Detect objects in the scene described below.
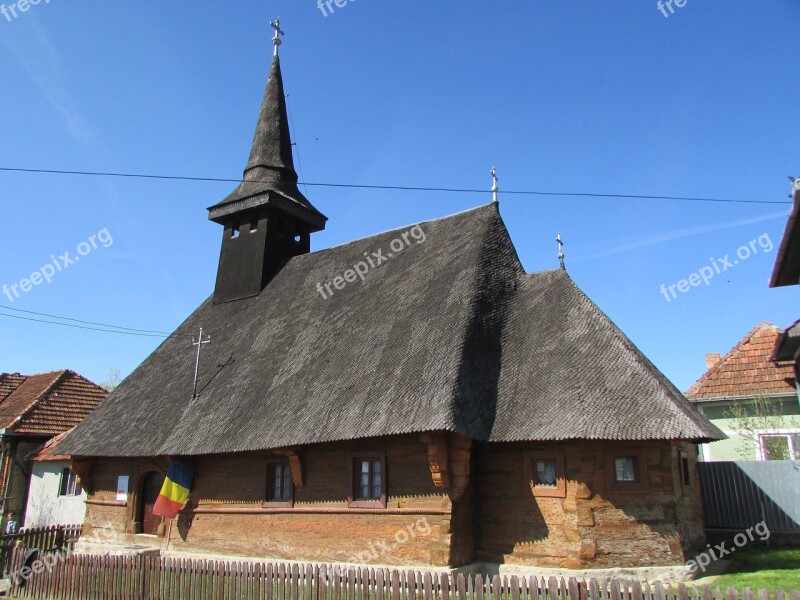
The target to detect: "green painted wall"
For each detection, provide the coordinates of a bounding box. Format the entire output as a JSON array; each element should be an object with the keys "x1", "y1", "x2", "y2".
[{"x1": 697, "y1": 397, "x2": 800, "y2": 462}]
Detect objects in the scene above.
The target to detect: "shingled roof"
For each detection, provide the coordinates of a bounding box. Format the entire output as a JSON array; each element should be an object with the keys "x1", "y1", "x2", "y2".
[
  {"x1": 0, "y1": 370, "x2": 108, "y2": 436},
  {"x1": 685, "y1": 323, "x2": 797, "y2": 401},
  {"x1": 770, "y1": 180, "x2": 800, "y2": 287},
  {"x1": 58, "y1": 204, "x2": 722, "y2": 458}
]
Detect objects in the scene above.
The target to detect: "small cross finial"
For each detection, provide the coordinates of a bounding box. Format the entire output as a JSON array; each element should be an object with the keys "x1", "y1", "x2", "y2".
[
  {"x1": 270, "y1": 18, "x2": 284, "y2": 56},
  {"x1": 490, "y1": 166, "x2": 499, "y2": 203},
  {"x1": 556, "y1": 232, "x2": 565, "y2": 270}
]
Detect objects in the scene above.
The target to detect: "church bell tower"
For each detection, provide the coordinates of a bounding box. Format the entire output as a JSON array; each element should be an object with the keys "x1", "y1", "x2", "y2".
[{"x1": 208, "y1": 19, "x2": 327, "y2": 304}]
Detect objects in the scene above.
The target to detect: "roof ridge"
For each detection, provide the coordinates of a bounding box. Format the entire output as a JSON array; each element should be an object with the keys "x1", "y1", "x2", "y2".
[
  {"x1": 685, "y1": 322, "x2": 779, "y2": 397},
  {"x1": 5, "y1": 370, "x2": 71, "y2": 428},
  {"x1": 303, "y1": 203, "x2": 496, "y2": 258},
  {"x1": 448, "y1": 204, "x2": 523, "y2": 439}
]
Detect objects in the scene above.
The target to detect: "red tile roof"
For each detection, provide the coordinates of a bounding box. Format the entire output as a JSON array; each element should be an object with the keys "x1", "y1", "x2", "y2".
[
  {"x1": 685, "y1": 323, "x2": 797, "y2": 400},
  {"x1": 28, "y1": 430, "x2": 72, "y2": 462},
  {"x1": 0, "y1": 370, "x2": 107, "y2": 436}
]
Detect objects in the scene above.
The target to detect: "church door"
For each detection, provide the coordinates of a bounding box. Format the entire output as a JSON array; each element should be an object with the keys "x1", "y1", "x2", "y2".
[{"x1": 139, "y1": 471, "x2": 164, "y2": 535}]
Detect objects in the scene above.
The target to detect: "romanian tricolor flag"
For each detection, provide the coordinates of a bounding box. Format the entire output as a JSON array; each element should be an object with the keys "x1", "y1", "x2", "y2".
[{"x1": 152, "y1": 460, "x2": 193, "y2": 519}]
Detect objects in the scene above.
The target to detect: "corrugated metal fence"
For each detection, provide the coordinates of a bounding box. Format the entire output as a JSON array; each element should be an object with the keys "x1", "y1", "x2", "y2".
[
  {"x1": 698, "y1": 461, "x2": 800, "y2": 532},
  {"x1": 5, "y1": 554, "x2": 800, "y2": 600}
]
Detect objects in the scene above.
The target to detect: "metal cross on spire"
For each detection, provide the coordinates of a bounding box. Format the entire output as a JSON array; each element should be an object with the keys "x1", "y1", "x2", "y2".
[
  {"x1": 556, "y1": 232, "x2": 565, "y2": 270},
  {"x1": 270, "y1": 18, "x2": 284, "y2": 56},
  {"x1": 191, "y1": 327, "x2": 211, "y2": 400},
  {"x1": 490, "y1": 166, "x2": 499, "y2": 203}
]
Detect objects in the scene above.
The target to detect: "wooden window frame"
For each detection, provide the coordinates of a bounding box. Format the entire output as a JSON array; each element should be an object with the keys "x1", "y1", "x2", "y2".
[
  {"x1": 605, "y1": 448, "x2": 648, "y2": 493},
  {"x1": 523, "y1": 450, "x2": 566, "y2": 498},
  {"x1": 263, "y1": 456, "x2": 294, "y2": 508},
  {"x1": 59, "y1": 468, "x2": 82, "y2": 497},
  {"x1": 679, "y1": 452, "x2": 691, "y2": 488},
  {"x1": 347, "y1": 452, "x2": 386, "y2": 509}
]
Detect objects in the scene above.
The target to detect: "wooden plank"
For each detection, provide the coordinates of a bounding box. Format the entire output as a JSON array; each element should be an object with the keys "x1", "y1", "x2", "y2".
[
  {"x1": 726, "y1": 588, "x2": 738, "y2": 600},
  {"x1": 630, "y1": 580, "x2": 643, "y2": 600},
  {"x1": 610, "y1": 579, "x2": 621, "y2": 600},
  {"x1": 568, "y1": 579, "x2": 580, "y2": 600},
  {"x1": 741, "y1": 589, "x2": 753, "y2": 600},
  {"x1": 456, "y1": 574, "x2": 467, "y2": 600},
  {"x1": 391, "y1": 570, "x2": 401, "y2": 600}
]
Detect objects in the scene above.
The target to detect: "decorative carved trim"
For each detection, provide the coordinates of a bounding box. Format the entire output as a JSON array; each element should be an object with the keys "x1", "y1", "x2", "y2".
[
  {"x1": 420, "y1": 432, "x2": 471, "y2": 500},
  {"x1": 85, "y1": 499, "x2": 126, "y2": 507},
  {"x1": 190, "y1": 505, "x2": 448, "y2": 515},
  {"x1": 70, "y1": 459, "x2": 92, "y2": 494},
  {"x1": 272, "y1": 448, "x2": 303, "y2": 487}
]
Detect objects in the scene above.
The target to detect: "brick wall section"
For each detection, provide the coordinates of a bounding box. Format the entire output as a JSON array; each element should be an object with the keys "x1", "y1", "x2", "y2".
[
  {"x1": 474, "y1": 440, "x2": 706, "y2": 568},
  {"x1": 83, "y1": 435, "x2": 455, "y2": 567},
  {"x1": 81, "y1": 436, "x2": 706, "y2": 569}
]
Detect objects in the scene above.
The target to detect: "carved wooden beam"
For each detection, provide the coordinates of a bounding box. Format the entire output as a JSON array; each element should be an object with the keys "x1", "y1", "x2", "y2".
[
  {"x1": 420, "y1": 432, "x2": 450, "y2": 488},
  {"x1": 273, "y1": 448, "x2": 303, "y2": 487},
  {"x1": 448, "y1": 434, "x2": 472, "y2": 501},
  {"x1": 71, "y1": 459, "x2": 93, "y2": 494}
]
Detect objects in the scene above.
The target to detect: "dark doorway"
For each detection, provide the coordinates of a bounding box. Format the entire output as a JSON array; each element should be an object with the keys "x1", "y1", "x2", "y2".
[{"x1": 138, "y1": 471, "x2": 164, "y2": 535}]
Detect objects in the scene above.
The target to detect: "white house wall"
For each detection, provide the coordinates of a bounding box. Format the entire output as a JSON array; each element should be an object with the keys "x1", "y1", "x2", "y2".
[{"x1": 24, "y1": 460, "x2": 86, "y2": 528}]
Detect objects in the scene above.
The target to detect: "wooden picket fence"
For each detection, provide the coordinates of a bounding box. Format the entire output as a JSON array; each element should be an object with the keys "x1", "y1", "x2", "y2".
[
  {"x1": 5, "y1": 554, "x2": 800, "y2": 600},
  {"x1": 0, "y1": 524, "x2": 82, "y2": 575}
]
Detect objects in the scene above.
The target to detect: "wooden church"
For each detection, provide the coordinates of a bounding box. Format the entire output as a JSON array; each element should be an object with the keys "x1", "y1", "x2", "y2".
[{"x1": 59, "y1": 26, "x2": 724, "y2": 575}]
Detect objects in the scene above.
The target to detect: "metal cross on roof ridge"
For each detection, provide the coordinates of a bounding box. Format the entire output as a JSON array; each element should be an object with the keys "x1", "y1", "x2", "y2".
[
  {"x1": 270, "y1": 18, "x2": 284, "y2": 56},
  {"x1": 191, "y1": 327, "x2": 211, "y2": 400}
]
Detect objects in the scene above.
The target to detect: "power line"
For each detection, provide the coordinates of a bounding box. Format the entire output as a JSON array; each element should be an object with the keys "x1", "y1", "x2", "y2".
[
  {"x1": 0, "y1": 304, "x2": 171, "y2": 335},
  {"x1": 0, "y1": 167, "x2": 791, "y2": 206},
  {"x1": 0, "y1": 311, "x2": 169, "y2": 338}
]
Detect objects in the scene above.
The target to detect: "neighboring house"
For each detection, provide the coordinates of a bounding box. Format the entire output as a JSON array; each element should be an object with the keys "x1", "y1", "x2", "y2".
[
  {"x1": 686, "y1": 323, "x2": 799, "y2": 461},
  {"x1": 58, "y1": 36, "x2": 724, "y2": 573},
  {"x1": 0, "y1": 370, "x2": 107, "y2": 531},
  {"x1": 23, "y1": 430, "x2": 87, "y2": 528}
]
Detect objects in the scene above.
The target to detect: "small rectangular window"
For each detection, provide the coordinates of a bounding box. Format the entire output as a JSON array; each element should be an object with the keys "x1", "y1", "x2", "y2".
[
  {"x1": 231, "y1": 225, "x2": 240, "y2": 239},
  {"x1": 250, "y1": 217, "x2": 259, "y2": 233},
  {"x1": 759, "y1": 435, "x2": 791, "y2": 460},
  {"x1": 614, "y1": 457, "x2": 638, "y2": 483},
  {"x1": 606, "y1": 448, "x2": 648, "y2": 493},
  {"x1": 59, "y1": 468, "x2": 82, "y2": 497},
  {"x1": 680, "y1": 456, "x2": 691, "y2": 486},
  {"x1": 264, "y1": 458, "x2": 293, "y2": 507},
  {"x1": 523, "y1": 450, "x2": 566, "y2": 498},
  {"x1": 348, "y1": 453, "x2": 386, "y2": 508}
]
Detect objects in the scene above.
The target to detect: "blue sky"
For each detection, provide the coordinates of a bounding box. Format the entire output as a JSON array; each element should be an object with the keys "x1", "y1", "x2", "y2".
[{"x1": 0, "y1": 1, "x2": 797, "y2": 392}]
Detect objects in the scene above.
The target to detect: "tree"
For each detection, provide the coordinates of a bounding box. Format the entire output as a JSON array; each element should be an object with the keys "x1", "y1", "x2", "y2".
[
  {"x1": 722, "y1": 394, "x2": 799, "y2": 460},
  {"x1": 99, "y1": 368, "x2": 122, "y2": 392}
]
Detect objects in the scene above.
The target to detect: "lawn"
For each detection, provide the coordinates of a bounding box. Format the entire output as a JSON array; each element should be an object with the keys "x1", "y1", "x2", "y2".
[{"x1": 699, "y1": 547, "x2": 800, "y2": 593}]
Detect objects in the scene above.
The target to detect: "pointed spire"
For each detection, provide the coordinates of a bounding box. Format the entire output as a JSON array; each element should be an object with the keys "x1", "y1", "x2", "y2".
[
  {"x1": 556, "y1": 232, "x2": 565, "y2": 270},
  {"x1": 244, "y1": 55, "x2": 296, "y2": 180},
  {"x1": 209, "y1": 21, "x2": 325, "y2": 231},
  {"x1": 490, "y1": 166, "x2": 499, "y2": 203}
]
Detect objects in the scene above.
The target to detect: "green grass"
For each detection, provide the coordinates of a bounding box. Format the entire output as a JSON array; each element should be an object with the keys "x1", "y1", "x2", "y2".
[{"x1": 707, "y1": 547, "x2": 800, "y2": 593}]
